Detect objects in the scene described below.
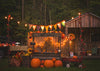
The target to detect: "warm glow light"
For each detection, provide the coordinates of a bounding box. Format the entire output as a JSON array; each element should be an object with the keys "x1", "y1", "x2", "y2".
[
  {"x1": 25, "y1": 24, "x2": 28, "y2": 27},
  {"x1": 45, "y1": 26, "x2": 48, "y2": 33},
  {"x1": 62, "y1": 20, "x2": 65, "y2": 24},
  {"x1": 10, "y1": 17, "x2": 13, "y2": 20},
  {"x1": 57, "y1": 23, "x2": 60, "y2": 26},
  {"x1": 17, "y1": 21, "x2": 20, "y2": 24},
  {"x1": 41, "y1": 26, "x2": 44, "y2": 31},
  {"x1": 49, "y1": 25, "x2": 52, "y2": 29},
  {"x1": 33, "y1": 36, "x2": 70, "y2": 50},
  {"x1": 78, "y1": 12, "x2": 81, "y2": 16},
  {"x1": 33, "y1": 25, "x2": 36, "y2": 30},
  {"x1": 66, "y1": 36, "x2": 68, "y2": 41},
  {"x1": 58, "y1": 49, "x2": 61, "y2": 52},
  {"x1": 69, "y1": 41, "x2": 72, "y2": 44},
  {"x1": 57, "y1": 23, "x2": 61, "y2": 29},
  {"x1": 5, "y1": 16, "x2": 7, "y2": 19},
  {"x1": 72, "y1": 17, "x2": 74, "y2": 19},
  {"x1": 5, "y1": 15, "x2": 13, "y2": 20}
]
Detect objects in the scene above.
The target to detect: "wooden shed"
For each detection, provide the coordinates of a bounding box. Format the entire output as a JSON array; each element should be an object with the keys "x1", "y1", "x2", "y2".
[{"x1": 65, "y1": 12, "x2": 100, "y2": 56}]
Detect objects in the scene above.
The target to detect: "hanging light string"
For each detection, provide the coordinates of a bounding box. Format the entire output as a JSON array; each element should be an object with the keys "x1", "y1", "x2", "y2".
[{"x1": 78, "y1": 13, "x2": 86, "y2": 50}]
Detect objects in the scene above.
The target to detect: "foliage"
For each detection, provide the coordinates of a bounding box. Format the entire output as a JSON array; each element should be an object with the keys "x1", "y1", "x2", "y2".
[{"x1": 0, "y1": 0, "x2": 100, "y2": 44}]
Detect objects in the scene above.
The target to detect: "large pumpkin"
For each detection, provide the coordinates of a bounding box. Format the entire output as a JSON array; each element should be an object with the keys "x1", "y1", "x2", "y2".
[
  {"x1": 44, "y1": 60, "x2": 54, "y2": 68},
  {"x1": 55, "y1": 60, "x2": 63, "y2": 67},
  {"x1": 31, "y1": 58, "x2": 40, "y2": 68}
]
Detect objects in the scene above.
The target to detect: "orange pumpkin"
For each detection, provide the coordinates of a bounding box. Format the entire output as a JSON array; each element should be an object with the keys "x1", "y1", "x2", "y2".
[
  {"x1": 31, "y1": 58, "x2": 40, "y2": 68},
  {"x1": 40, "y1": 65, "x2": 44, "y2": 68},
  {"x1": 52, "y1": 58, "x2": 56, "y2": 62},
  {"x1": 41, "y1": 60, "x2": 44, "y2": 64},
  {"x1": 55, "y1": 60, "x2": 63, "y2": 67},
  {"x1": 44, "y1": 60, "x2": 54, "y2": 68},
  {"x1": 73, "y1": 56, "x2": 77, "y2": 59}
]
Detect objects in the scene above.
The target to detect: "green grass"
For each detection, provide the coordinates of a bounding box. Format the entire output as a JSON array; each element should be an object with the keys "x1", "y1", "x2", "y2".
[
  {"x1": 0, "y1": 58, "x2": 100, "y2": 71},
  {"x1": 83, "y1": 59, "x2": 100, "y2": 71}
]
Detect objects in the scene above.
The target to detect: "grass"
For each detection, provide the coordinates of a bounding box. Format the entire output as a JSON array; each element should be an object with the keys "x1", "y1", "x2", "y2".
[
  {"x1": 83, "y1": 59, "x2": 100, "y2": 71},
  {"x1": 0, "y1": 58, "x2": 100, "y2": 71}
]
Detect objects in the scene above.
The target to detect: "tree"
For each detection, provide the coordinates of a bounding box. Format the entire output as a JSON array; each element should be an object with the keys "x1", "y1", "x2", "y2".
[{"x1": 0, "y1": 0, "x2": 100, "y2": 44}]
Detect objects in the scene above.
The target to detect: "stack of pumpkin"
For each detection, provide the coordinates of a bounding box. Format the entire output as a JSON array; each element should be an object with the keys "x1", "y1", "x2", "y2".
[{"x1": 31, "y1": 58, "x2": 63, "y2": 68}]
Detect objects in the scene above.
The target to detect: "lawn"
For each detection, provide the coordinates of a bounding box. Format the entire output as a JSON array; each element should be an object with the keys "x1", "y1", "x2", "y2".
[{"x1": 0, "y1": 58, "x2": 100, "y2": 71}]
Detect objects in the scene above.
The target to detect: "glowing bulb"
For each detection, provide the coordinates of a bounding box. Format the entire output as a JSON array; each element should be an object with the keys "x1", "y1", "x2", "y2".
[
  {"x1": 49, "y1": 25, "x2": 52, "y2": 28},
  {"x1": 72, "y1": 17, "x2": 74, "y2": 19},
  {"x1": 25, "y1": 24, "x2": 28, "y2": 27},
  {"x1": 78, "y1": 12, "x2": 81, "y2": 16},
  {"x1": 33, "y1": 25, "x2": 36, "y2": 30},
  {"x1": 69, "y1": 41, "x2": 72, "y2": 44},
  {"x1": 10, "y1": 17, "x2": 13, "y2": 20},
  {"x1": 17, "y1": 21, "x2": 20, "y2": 24},
  {"x1": 41, "y1": 26, "x2": 44, "y2": 31},
  {"x1": 5, "y1": 16, "x2": 7, "y2": 19}
]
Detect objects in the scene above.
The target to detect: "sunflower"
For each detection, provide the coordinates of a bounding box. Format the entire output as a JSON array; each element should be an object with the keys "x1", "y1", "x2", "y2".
[{"x1": 27, "y1": 48, "x2": 33, "y2": 54}]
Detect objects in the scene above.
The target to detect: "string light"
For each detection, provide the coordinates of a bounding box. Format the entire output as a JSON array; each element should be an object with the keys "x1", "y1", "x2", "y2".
[
  {"x1": 72, "y1": 17, "x2": 74, "y2": 19},
  {"x1": 25, "y1": 24, "x2": 28, "y2": 27},
  {"x1": 33, "y1": 25, "x2": 36, "y2": 31},
  {"x1": 41, "y1": 26, "x2": 44, "y2": 31},
  {"x1": 78, "y1": 12, "x2": 81, "y2": 16},
  {"x1": 17, "y1": 21, "x2": 20, "y2": 24}
]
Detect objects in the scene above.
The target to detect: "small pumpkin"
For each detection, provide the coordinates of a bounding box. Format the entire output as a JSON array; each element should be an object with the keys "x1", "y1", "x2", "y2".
[
  {"x1": 52, "y1": 58, "x2": 56, "y2": 62},
  {"x1": 40, "y1": 65, "x2": 44, "y2": 68},
  {"x1": 55, "y1": 60, "x2": 63, "y2": 67},
  {"x1": 73, "y1": 55, "x2": 77, "y2": 59},
  {"x1": 31, "y1": 58, "x2": 40, "y2": 68},
  {"x1": 44, "y1": 60, "x2": 54, "y2": 68}
]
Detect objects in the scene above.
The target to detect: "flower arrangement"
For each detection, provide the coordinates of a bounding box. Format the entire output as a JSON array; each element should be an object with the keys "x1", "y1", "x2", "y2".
[{"x1": 10, "y1": 51, "x2": 25, "y2": 67}]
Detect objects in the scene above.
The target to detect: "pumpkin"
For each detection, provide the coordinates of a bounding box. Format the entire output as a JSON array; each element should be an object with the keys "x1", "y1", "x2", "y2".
[
  {"x1": 44, "y1": 60, "x2": 54, "y2": 68},
  {"x1": 31, "y1": 58, "x2": 40, "y2": 68},
  {"x1": 55, "y1": 60, "x2": 63, "y2": 67},
  {"x1": 52, "y1": 58, "x2": 56, "y2": 62},
  {"x1": 73, "y1": 55, "x2": 77, "y2": 59},
  {"x1": 40, "y1": 65, "x2": 44, "y2": 68}
]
